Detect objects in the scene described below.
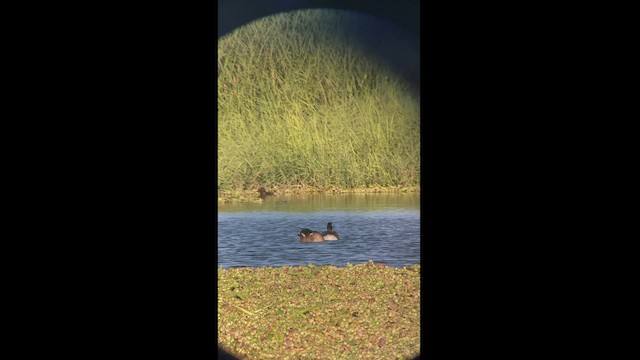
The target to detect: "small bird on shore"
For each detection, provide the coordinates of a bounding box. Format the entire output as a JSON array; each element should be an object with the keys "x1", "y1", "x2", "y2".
[
  {"x1": 298, "y1": 228, "x2": 324, "y2": 243},
  {"x1": 257, "y1": 187, "x2": 274, "y2": 199},
  {"x1": 322, "y1": 222, "x2": 340, "y2": 241}
]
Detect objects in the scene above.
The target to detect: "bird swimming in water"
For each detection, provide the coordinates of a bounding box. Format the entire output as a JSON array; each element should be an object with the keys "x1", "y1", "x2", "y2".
[
  {"x1": 298, "y1": 228, "x2": 324, "y2": 243},
  {"x1": 322, "y1": 222, "x2": 340, "y2": 241}
]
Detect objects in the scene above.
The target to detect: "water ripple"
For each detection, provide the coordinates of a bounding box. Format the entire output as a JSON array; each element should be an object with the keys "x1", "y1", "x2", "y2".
[{"x1": 218, "y1": 194, "x2": 420, "y2": 268}]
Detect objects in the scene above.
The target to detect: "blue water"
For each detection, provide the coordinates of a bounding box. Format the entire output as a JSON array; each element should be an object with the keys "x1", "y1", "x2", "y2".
[{"x1": 217, "y1": 194, "x2": 420, "y2": 268}]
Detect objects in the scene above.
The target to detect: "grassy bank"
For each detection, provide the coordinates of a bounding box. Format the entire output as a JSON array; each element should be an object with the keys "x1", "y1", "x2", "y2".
[
  {"x1": 218, "y1": 184, "x2": 420, "y2": 204},
  {"x1": 218, "y1": 9, "x2": 420, "y2": 195},
  {"x1": 218, "y1": 262, "x2": 421, "y2": 359}
]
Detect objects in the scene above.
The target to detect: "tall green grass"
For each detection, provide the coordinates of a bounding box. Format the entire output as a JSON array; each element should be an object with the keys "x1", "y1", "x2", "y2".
[{"x1": 218, "y1": 9, "x2": 420, "y2": 193}]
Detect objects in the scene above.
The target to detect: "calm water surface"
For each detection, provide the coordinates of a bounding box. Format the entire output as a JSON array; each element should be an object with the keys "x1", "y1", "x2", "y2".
[{"x1": 218, "y1": 193, "x2": 420, "y2": 268}]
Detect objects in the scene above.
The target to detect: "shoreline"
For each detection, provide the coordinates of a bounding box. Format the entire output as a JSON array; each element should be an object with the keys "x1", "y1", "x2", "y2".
[
  {"x1": 219, "y1": 261, "x2": 421, "y2": 270},
  {"x1": 218, "y1": 185, "x2": 420, "y2": 204}
]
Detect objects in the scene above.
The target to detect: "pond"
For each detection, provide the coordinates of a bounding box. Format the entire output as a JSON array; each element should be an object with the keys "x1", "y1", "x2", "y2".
[{"x1": 218, "y1": 193, "x2": 420, "y2": 268}]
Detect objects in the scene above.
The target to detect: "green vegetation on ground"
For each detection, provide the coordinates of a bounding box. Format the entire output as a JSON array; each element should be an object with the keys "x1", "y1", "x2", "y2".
[
  {"x1": 218, "y1": 9, "x2": 420, "y2": 196},
  {"x1": 217, "y1": 185, "x2": 420, "y2": 204},
  {"x1": 218, "y1": 261, "x2": 421, "y2": 359}
]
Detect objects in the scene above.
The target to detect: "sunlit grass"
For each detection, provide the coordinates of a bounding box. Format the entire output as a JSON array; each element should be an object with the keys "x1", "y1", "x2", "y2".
[
  {"x1": 218, "y1": 9, "x2": 420, "y2": 194},
  {"x1": 218, "y1": 262, "x2": 421, "y2": 359}
]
